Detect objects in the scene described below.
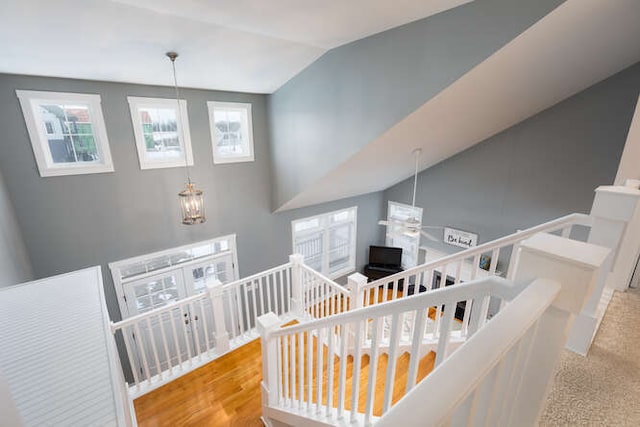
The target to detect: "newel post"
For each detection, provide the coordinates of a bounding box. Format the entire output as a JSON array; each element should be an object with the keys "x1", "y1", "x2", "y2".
[
  {"x1": 257, "y1": 312, "x2": 281, "y2": 412},
  {"x1": 207, "y1": 279, "x2": 230, "y2": 354},
  {"x1": 289, "y1": 254, "x2": 305, "y2": 318},
  {"x1": 567, "y1": 184, "x2": 640, "y2": 354},
  {"x1": 510, "y1": 233, "x2": 610, "y2": 426},
  {"x1": 347, "y1": 272, "x2": 368, "y2": 310}
]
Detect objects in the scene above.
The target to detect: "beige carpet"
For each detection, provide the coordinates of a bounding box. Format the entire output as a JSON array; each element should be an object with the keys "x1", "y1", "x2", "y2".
[{"x1": 539, "y1": 288, "x2": 640, "y2": 426}]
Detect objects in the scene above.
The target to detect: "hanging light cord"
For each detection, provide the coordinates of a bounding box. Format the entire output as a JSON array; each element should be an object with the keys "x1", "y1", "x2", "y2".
[
  {"x1": 168, "y1": 52, "x2": 192, "y2": 185},
  {"x1": 412, "y1": 148, "x2": 420, "y2": 207}
]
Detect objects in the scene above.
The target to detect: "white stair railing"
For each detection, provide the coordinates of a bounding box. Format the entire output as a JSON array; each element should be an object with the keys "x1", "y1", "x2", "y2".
[
  {"x1": 359, "y1": 213, "x2": 592, "y2": 312},
  {"x1": 258, "y1": 277, "x2": 520, "y2": 426},
  {"x1": 260, "y1": 229, "x2": 611, "y2": 427},
  {"x1": 375, "y1": 279, "x2": 559, "y2": 427},
  {"x1": 111, "y1": 261, "x2": 294, "y2": 398},
  {"x1": 300, "y1": 263, "x2": 351, "y2": 320}
]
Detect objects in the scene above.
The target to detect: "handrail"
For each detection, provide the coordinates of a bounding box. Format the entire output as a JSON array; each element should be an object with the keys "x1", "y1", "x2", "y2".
[
  {"x1": 299, "y1": 263, "x2": 349, "y2": 295},
  {"x1": 375, "y1": 279, "x2": 560, "y2": 427},
  {"x1": 111, "y1": 292, "x2": 206, "y2": 330},
  {"x1": 221, "y1": 262, "x2": 292, "y2": 290},
  {"x1": 268, "y1": 277, "x2": 516, "y2": 338},
  {"x1": 111, "y1": 261, "x2": 294, "y2": 398},
  {"x1": 367, "y1": 213, "x2": 592, "y2": 288},
  {"x1": 260, "y1": 276, "x2": 524, "y2": 425}
]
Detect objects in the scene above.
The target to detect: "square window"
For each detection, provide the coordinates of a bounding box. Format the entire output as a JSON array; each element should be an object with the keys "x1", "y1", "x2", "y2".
[
  {"x1": 127, "y1": 97, "x2": 194, "y2": 169},
  {"x1": 16, "y1": 90, "x2": 114, "y2": 177},
  {"x1": 207, "y1": 101, "x2": 254, "y2": 164}
]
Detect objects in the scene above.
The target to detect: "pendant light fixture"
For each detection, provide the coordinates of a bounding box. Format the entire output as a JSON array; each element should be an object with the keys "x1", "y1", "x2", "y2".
[{"x1": 167, "y1": 51, "x2": 206, "y2": 225}]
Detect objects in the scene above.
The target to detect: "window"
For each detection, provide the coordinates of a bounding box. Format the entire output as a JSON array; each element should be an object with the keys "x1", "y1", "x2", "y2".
[
  {"x1": 207, "y1": 101, "x2": 254, "y2": 164},
  {"x1": 385, "y1": 201, "x2": 423, "y2": 268},
  {"x1": 292, "y1": 207, "x2": 357, "y2": 279},
  {"x1": 16, "y1": 90, "x2": 114, "y2": 177},
  {"x1": 127, "y1": 97, "x2": 194, "y2": 169}
]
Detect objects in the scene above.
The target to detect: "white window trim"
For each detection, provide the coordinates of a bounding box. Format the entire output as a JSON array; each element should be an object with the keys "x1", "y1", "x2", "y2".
[
  {"x1": 109, "y1": 234, "x2": 239, "y2": 319},
  {"x1": 291, "y1": 206, "x2": 358, "y2": 279},
  {"x1": 207, "y1": 101, "x2": 255, "y2": 164},
  {"x1": 16, "y1": 90, "x2": 114, "y2": 177},
  {"x1": 127, "y1": 96, "x2": 194, "y2": 170}
]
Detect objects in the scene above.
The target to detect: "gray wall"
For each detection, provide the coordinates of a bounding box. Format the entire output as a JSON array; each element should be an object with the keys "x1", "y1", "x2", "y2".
[
  {"x1": 0, "y1": 170, "x2": 32, "y2": 287},
  {"x1": 384, "y1": 62, "x2": 640, "y2": 256},
  {"x1": 0, "y1": 73, "x2": 383, "y2": 322},
  {"x1": 268, "y1": 0, "x2": 566, "y2": 209}
]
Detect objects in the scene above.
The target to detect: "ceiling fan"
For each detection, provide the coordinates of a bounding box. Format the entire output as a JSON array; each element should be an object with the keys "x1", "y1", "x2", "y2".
[{"x1": 378, "y1": 148, "x2": 441, "y2": 242}]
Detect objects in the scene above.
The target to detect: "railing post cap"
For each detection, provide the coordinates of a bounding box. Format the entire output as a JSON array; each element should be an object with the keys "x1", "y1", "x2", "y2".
[
  {"x1": 348, "y1": 272, "x2": 368, "y2": 283},
  {"x1": 289, "y1": 253, "x2": 304, "y2": 264},
  {"x1": 206, "y1": 278, "x2": 224, "y2": 294},
  {"x1": 257, "y1": 312, "x2": 281, "y2": 335}
]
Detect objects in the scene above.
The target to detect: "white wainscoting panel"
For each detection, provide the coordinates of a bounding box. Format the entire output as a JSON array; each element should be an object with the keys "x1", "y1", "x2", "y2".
[{"x1": 0, "y1": 267, "x2": 128, "y2": 426}]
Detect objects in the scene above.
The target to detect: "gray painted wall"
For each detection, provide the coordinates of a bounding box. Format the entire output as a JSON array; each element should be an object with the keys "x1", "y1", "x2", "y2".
[
  {"x1": 383, "y1": 62, "x2": 640, "y2": 257},
  {"x1": 0, "y1": 73, "x2": 383, "y2": 322},
  {"x1": 268, "y1": 0, "x2": 566, "y2": 209},
  {"x1": 0, "y1": 170, "x2": 32, "y2": 287}
]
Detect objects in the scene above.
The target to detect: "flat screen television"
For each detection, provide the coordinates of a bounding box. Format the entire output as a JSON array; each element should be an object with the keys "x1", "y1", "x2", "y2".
[{"x1": 368, "y1": 245, "x2": 402, "y2": 267}]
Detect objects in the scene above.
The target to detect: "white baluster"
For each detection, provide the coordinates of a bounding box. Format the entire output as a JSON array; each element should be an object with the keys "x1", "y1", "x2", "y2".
[
  {"x1": 145, "y1": 316, "x2": 163, "y2": 377},
  {"x1": 435, "y1": 302, "x2": 456, "y2": 367},
  {"x1": 290, "y1": 254, "x2": 305, "y2": 317},
  {"x1": 406, "y1": 308, "x2": 428, "y2": 392},
  {"x1": 365, "y1": 317, "x2": 381, "y2": 424}
]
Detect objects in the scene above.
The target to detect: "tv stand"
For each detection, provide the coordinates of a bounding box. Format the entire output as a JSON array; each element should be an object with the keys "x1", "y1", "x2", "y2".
[{"x1": 363, "y1": 264, "x2": 403, "y2": 282}]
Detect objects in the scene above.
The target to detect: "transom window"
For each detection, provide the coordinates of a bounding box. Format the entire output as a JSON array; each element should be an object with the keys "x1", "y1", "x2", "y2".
[
  {"x1": 16, "y1": 90, "x2": 114, "y2": 177},
  {"x1": 292, "y1": 207, "x2": 357, "y2": 279},
  {"x1": 127, "y1": 97, "x2": 194, "y2": 169},
  {"x1": 207, "y1": 101, "x2": 254, "y2": 164}
]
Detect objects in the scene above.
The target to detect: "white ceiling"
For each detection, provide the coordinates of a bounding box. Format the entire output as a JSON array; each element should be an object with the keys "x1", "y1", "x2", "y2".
[
  {"x1": 279, "y1": 0, "x2": 640, "y2": 211},
  {"x1": 0, "y1": 0, "x2": 472, "y2": 94}
]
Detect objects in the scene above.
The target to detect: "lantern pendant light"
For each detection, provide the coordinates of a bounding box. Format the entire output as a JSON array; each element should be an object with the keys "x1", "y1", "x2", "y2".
[{"x1": 167, "y1": 52, "x2": 206, "y2": 225}]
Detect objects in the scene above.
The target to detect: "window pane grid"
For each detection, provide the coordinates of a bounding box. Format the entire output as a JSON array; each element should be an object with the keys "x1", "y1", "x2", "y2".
[{"x1": 292, "y1": 207, "x2": 357, "y2": 279}]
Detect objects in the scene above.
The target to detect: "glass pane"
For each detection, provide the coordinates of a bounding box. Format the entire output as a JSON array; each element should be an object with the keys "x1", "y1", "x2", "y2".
[
  {"x1": 121, "y1": 262, "x2": 147, "y2": 279},
  {"x1": 39, "y1": 103, "x2": 101, "y2": 164},
  {"x1": 72, "y1": 135, "x2": 98, "y2": 161},
  {"x1": 328, "y1": 224, "x2": 353, "y2": 274},
  {"x1": 136, "y1": 295, "x2": 152, "y2": 312},
  {"x1": 296, "y1": 234, "x2": 323, "y2": 272},
  {"x1": 294, "y1": 218, "x2": 320, "y2": 233},
  {"x1": 139, "y1": 107, "x2": 182, "y2": 161},
  {"x1": 214, "y1": 108, "x2": 247, "y2": 156}
]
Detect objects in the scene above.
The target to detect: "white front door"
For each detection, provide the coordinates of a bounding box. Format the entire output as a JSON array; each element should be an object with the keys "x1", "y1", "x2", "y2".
[{"x1": 123, "y1": 272, "x2": 193, "y2": 378}]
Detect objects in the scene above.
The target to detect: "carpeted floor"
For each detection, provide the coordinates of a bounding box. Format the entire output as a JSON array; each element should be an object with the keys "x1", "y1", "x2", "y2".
[{"x1": 539, "y1": 288, "x2": 640, "y2": 426}]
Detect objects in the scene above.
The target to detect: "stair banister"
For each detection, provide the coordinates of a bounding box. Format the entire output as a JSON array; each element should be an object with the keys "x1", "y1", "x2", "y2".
[
  {"x1": 375, "y1": 279, "x2": 559, "y2": 427},
  {"x1": 366, "y1": 213, "x2": 592, "y2": 291},
  {"x1": 290, "y1": 254, "x2": 305, "y2": 318},
  {"x1": 207, "y1": 279, "x2": 230, "y2": 353}
]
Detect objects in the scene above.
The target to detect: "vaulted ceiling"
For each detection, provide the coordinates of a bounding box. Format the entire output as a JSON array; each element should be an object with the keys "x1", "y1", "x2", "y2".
[
  {"x1": 279, "y1": 0, "x2": 640, "y2": 210},
  {"x1": 0, "y1": 0, "x2": 472, "y2": 93}
]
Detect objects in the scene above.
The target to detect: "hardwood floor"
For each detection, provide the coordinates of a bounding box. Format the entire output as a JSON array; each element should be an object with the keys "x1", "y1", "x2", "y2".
[
  {"x1": 134, "y1": 289, "x2": 440, "y2": 426},
  {"x1": 134, "y1": 339, "x2": 265, "y2": 427}
]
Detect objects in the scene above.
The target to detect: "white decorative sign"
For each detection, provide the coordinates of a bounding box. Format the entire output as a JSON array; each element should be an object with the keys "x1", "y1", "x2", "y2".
[{"x1": 444, "y1": 227, "x2": 478, "y2": 249}]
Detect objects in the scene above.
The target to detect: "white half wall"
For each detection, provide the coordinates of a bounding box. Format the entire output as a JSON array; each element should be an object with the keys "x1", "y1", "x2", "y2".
[{"x1": 0, "y1": 170, "x2": 31, "y2": 287}]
